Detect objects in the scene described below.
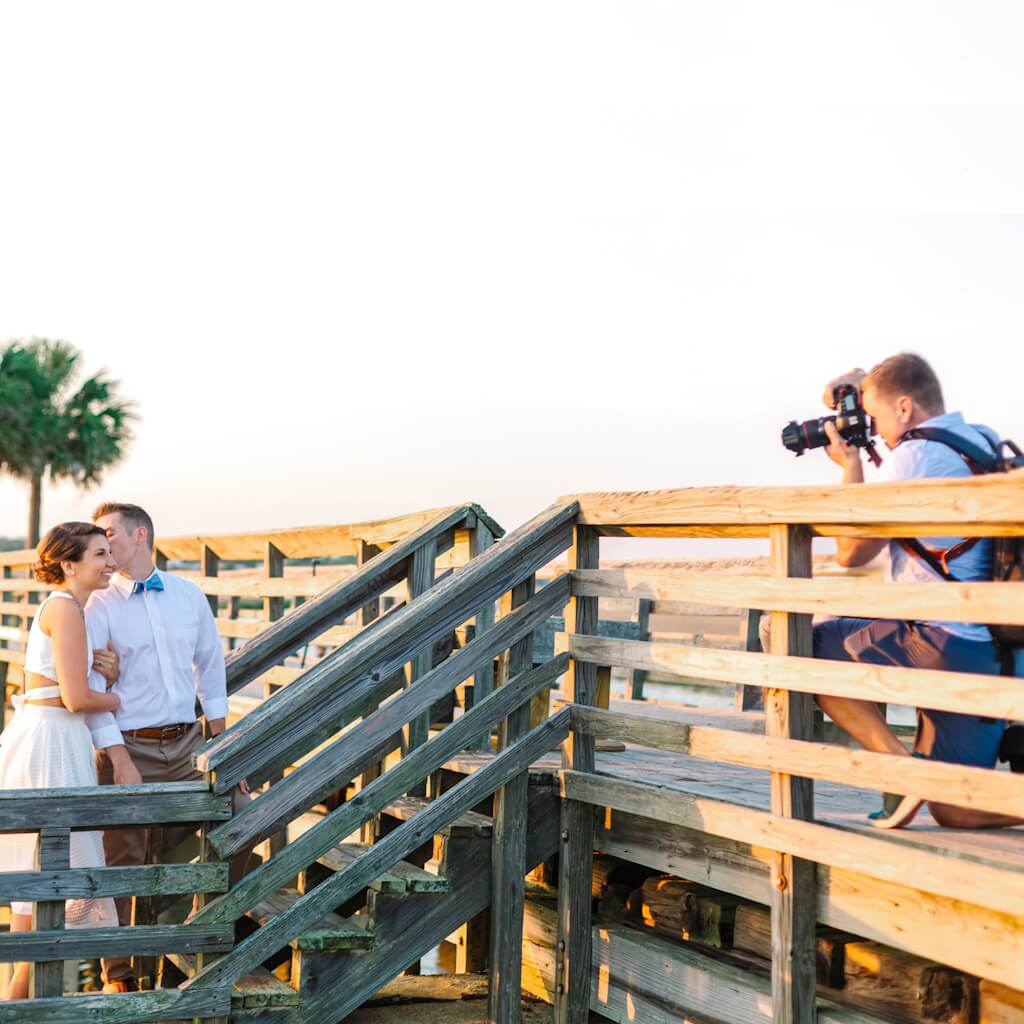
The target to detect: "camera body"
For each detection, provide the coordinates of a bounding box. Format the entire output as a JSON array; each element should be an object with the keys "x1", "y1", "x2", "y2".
[{"x1": 781, "y1": 384, "x2": 875, "y2": 458}]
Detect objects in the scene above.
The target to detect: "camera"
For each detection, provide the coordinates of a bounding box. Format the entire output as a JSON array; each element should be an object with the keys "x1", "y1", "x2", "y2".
[{"x1": 781, "y1": 384, "x2": 880, "y2": 465}]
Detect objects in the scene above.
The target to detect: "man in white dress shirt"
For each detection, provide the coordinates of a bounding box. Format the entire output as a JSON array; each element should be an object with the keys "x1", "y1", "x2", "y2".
[{"x1": 86, "y1": 501, "x2": 246, "y2": 991}]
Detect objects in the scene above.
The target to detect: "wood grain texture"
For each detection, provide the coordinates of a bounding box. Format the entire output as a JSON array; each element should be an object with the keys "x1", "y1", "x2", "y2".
[
  {"x1": 564, "y1": 771, "x2": 1024, "y2": 986},
  {"x1": 573, "y1": 568, "x2": 1024, "y2": 626},
  {"x1": 0, "y1": 922, "x2": 234, "y2": 962},
  {"x1": 191, "y1": 656, "x2": 568, "y2": 928},
  {"x1": 29, "y1": 827, "x2": 69, "y2": 998},
  {"x1": 489, "y1": 574, "x2": 536, "y2": 1023},
  {"x1": 0, "y1": 861, "x2": 228, "y2": 901},
  {"x1": 184, "y1": 710, "x2": 570, "y2": 990},
  {"x1": 571, "y1": 706, "x2": 1024, "y2": 819},
  {"x1": 566, "y1": 633, "x2": 1024, "y2": 721},
  {"x1": 562, "y1": 471, "x2": 1024, "y2": 527},
  {"x1": 204, "y1": 500, "x2": 575, "y2": 770},
  {"x1": 0, "y1": 988, "x2": 231, "y2": 1024}
]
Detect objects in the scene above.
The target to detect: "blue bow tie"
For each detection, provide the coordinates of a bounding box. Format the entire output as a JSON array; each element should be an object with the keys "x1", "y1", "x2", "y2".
[{"x1": 131, "y1": 574, "x2": 164, "y2": 595}]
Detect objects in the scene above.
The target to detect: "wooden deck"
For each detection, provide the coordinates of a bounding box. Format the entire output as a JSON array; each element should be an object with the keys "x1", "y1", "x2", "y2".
[{"x1": 444, "y1": 701, "x2": 1024, "y2": 872}]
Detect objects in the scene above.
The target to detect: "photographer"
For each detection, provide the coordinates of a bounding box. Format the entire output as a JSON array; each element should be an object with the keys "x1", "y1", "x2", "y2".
[{"x1": 812, "y1": 353, "x2": 1020, "y2": 829}]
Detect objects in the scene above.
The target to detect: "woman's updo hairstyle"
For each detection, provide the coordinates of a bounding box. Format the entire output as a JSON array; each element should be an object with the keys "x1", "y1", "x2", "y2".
[{"x1": 33, "y1": 522, "x2": 106, "y2": 585}]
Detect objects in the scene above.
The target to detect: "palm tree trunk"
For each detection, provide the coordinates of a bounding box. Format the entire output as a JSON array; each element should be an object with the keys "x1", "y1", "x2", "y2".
[{"x1": 28, "y1": 472, "x2": 42, "y2": 549}]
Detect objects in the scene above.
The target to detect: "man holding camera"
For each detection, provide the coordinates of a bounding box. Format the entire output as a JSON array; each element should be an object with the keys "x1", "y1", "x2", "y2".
[{"x1": 812, "y1": 353, "x2": 1019, "y2": 829}]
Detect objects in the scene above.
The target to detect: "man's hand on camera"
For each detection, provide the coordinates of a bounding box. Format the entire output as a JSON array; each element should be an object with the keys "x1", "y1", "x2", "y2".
[
  {"x1": 821, "y1": 368, "x2": 866, "y2": 408},
  {"x1": 824, "y1": 421, "x2": 864, "y2": 483}
]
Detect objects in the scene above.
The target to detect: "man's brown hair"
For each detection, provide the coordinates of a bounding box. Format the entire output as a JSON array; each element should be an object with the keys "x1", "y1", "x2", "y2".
[
  {"x1": 93, "y1": 502, "x2": 156, "y2": 550},
  {"x1": 863, "y1": 352, "x2": 945, "y2": 416}
]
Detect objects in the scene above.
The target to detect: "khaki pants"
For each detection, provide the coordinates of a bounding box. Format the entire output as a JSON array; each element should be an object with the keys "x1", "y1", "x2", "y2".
[{"x1": 95, "y1": 723, "x2": 243, "y2": 984}]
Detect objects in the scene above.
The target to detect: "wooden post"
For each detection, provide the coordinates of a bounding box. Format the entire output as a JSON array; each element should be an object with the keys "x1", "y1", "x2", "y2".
[
  {"x1": 403, "y1": 540, "x2": 437, "y2": 758},
  {"x1": 735, "y1": 607, "x2": 766, "y2": 711},
  {"x1": 194, "y1": 822, "x2": 228, "y2": 1024},
  {"x1": 30, "y1": 827, "x2": 70, "y2": 998},
  {"x1": 488, "y1": 574, "x2": 536, "y2": 1023},
  {"x1": 263, "y1": 542, "x2": 287, "y2": 859},
  {"x1": 263, "y1": 541, "x2": 284, "y2": 624},
  {"x1": 356, "y1": 539, "x2": 384, "y2": 845},
  {"x1": 200, "y1": 544, "x2": 219, "y2": 619},
  {"x1": 626, "y1": 598, "x2": 652, "y2": 700},
  {"x1": 555, "y1": 524, "x2": 598, "y2": 1024},
  {"x1": 470, "y1": 524, "x2": 496, "y2": 751},
  {"x1": 154, "y1": 548, "x2": 168, "y2": 571},
  {"x1": 767, "y1": 525, "x2": 816, "y2": 1024}
]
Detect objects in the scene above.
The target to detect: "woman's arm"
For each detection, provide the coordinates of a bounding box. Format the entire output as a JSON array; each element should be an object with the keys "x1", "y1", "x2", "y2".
[{"x1": 45, "y1": 599, "x2": 120, "y2": 714}]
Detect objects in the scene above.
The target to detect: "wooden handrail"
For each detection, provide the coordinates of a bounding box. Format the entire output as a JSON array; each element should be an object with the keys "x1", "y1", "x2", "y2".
[
  {"x1": 222, "y1": 504, "x2": 479, "y2": 694},
  {"x1": 0, "y1": 503, "x2": 505, "y2": 567},
  {"x1": 561, "y1": 469, "x2": 1024, "y2": 532},
  {"x1": 0, "y1": 781, "x2": 231, "y2": 832},
  {"x1": 198, "y1": 500, "x2": 577, "y2": 777},
  {"x1": 207, "y1": 576, "x2": 571, "y2": 857},
  {"x1": 184, "y1": 707, "x2": 572, "y2": 992}
]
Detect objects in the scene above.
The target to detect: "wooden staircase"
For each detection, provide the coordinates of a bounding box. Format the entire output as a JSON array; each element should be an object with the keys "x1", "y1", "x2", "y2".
[{"x1": 165, "y1": 501, "x2": 578, "y2": 1023}]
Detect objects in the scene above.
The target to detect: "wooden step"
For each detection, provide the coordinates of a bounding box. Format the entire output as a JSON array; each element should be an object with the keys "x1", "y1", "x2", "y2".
[
  {"x1": 379, "y1": 795, "x2": 493, "y2": 837},
  {"x1": 246, "y1": 889, "x2": 375, "y2": 952},
  {"x1": 288, "y1": 812, "x2": 449, "y2": 892},
  {"x1": 164, "y1": 955, "x2": 298, "y2": 1008},
  {"x1": 319, "y1": 839, "x2": 448, "y2": 893}
]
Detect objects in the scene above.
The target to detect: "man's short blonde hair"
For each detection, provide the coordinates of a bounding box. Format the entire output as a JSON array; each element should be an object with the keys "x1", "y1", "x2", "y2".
[{"x1": 863, "y1": 353, "x2": 945, "y2": 416}]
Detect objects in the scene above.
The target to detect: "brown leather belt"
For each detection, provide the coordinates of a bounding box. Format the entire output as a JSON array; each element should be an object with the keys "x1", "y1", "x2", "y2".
[{"x1": 122, "y1": 722, "x2": 194, "y2": 741}]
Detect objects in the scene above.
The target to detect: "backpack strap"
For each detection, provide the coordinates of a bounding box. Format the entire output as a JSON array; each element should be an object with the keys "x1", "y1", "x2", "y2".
[
  {"x1": 895, "y1": 426, "x2": 1001, "y2": 580},
  {"x1": 899, "y1": 426, "x2": 1002, "y2": 474}
]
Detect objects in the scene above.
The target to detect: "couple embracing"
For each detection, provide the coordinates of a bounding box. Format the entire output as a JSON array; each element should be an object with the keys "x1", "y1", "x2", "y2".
[{"x1": 0, "y1": 503, "x2": 248, "y2": 1000}]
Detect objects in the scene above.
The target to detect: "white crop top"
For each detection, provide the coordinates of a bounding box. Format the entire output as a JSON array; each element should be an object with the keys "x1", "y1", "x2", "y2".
[{"x1": 23, "y1": 592, "x2": 93, "y2": 686}]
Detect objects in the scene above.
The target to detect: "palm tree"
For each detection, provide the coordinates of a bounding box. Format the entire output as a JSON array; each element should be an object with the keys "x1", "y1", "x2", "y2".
[{"x1": 0, "y1": 339, "x2": 137, "y2": 547}]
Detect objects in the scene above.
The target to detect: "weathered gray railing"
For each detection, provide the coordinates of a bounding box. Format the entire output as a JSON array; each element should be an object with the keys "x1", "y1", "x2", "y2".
[
  {"x1": 173, "y1": 500, "x2": 580, "y2": 1022},
  {"x1": 0, "y1": 782, "x2": 232, "y2": 1023}
]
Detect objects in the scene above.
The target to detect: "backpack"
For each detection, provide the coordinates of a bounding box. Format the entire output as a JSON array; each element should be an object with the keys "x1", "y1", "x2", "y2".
[{"x1": 896, "y1": 426, "x2": 1024, "y2": 674}]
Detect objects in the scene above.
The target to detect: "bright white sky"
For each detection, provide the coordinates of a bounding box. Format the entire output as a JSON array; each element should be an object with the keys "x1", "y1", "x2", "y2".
[{"x1": 2, "y1": 2, "x2": 1022, "y2": 554}]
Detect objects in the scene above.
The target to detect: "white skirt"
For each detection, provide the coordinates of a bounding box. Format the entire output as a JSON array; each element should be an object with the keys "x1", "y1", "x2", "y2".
[{"x1": 0, "y1": 700, "x2": 118, "y2": 926}]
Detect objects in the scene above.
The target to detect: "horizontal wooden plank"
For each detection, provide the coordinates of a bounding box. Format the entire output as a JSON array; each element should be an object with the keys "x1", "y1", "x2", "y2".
[
  {"x1": 0, "y1": 647, "x2": 25, "y2": 665},
  {"x1": 563, "y1": 472, "x2": 1024, "y2": 528},
  {"x1": 215, "y1": 618, "x2": 356, "y2": 645},
  {"x1": 0, "y1": 987, "x2": 231, "y2": 1023},
  {"x1": 0, "y1": 861, "x2": 228, "y2": 901},
  {"x1": 572, "y1": 706, "x2": 1024, "y2": 819},
  {"x1": 592, "y1": 804, "x2": 1024, "y2": 993},
  {"x1": 573, "y1": 568, "x2": 1024, "y2": 626},
  {"x1": 0, "y1": 922, "x2": 233, "y2": 961},
  {"x1": 0, "y1": 782, "x2": 231, "y2": 832},
  {"x1": 567, "y1": 633, "x2": 1024, "y2": 720},
  {"x1": 561, "y1": 769, "x2": 1024, "y2": 921}
]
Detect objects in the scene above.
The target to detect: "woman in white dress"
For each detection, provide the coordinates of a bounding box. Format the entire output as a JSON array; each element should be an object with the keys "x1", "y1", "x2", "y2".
[{"x1": 1, "y1": 523, "x2": 122, "y2": 1001}]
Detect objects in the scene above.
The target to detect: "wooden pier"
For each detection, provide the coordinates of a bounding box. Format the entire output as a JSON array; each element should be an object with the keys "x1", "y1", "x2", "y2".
[{"x1": 1, "y1": 476, "x2": 1023, "y2": 1023}]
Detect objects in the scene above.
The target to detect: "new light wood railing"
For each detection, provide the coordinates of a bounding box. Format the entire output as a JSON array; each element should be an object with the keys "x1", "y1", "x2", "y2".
[{"x1": 550, "y1": 471, "x2": 1024, "y2": 1024}]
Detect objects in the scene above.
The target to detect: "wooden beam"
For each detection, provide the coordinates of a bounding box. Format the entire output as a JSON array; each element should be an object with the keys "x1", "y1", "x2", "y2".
[
  {"x1": 205, "y1": 500, "x2": 575, "y2": 768},
  {"x1": 565, "y1": 633, "x2": 1024, "y2": 721},
  {"x1": 562, "y1": 471, "x2": 1024, "y2": 528},
  {"x1": 572, "y1": 568, "x2": 1024, "y2": 627},
  {"x1": 0, "y1": 783, "x2": 231, "y2": 832},
  {"x1": 356, "y1": 538, "x2": 384, "y2": 844},
  {"x1": 489, "y1": 574, "x2": 536, "y2": 1023},
  {"x1": 767, "y1": 524, "x2": 816, "y2": 1024},
  {"x1": 200, "y1": 545, "x2": 220, "y2": 618},
  {"x1": 263, "y1": 541, "x2": 285, "y2": 623},
  {"x1": 0, "y1": 862, "x2": 228, "y2": 901},
  {"x1": 193, "y1": 656, "x2": 568, "y2": 928},
  {"x1": 470, "y1": 523, "x2": 497, "y2": 750},
  {"x1": 0, "y1": 988, "x2": 231, "y2": 1024},
  {"x1": 404, "y1": 540, "x2": 438, "y2": 759},
  {"x1": 556, "y1": 523, "x2": 598, "y2": 1024},
  {"x1": 625, "y1": 597, "x2": 652, "y2": 700},
  {"x1": 563, "y1": 771, "x2": 1024, "y2": 980},
  {"x1": 571, "y1": 706, "x2": 1024, "y2": 819},
  {"x1": 0, "y1": 922, "x2": 234, "y2": 962},
  {"x1": 29, "y1": 828, "x2": 69, "y2": 998},
  {"x1": 184, "y1": 711, "x2": 571, "y2": 991}
]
